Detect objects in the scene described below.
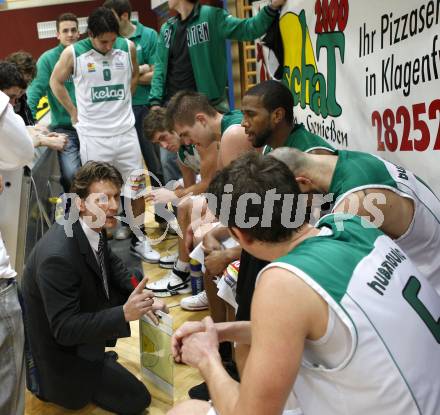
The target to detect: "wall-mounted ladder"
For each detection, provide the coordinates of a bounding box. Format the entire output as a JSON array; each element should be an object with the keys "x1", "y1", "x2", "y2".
[{"x1": 236, "y1": 0, "x2": 257, "y2": 96}]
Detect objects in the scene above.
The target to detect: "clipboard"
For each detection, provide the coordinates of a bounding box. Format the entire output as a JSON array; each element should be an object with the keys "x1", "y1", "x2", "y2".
[{"x1": 139, "y1": 311, "x2": 174, "y2": 402}]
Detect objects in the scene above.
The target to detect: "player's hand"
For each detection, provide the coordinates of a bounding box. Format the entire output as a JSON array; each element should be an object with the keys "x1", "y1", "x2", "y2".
[
  {"x1": 123, "y1": 277, "x2": 155, "y2": 322},
  {"x1": 172, "y1": 320, "x2": 206, "y2": 362},
  {"x1": 180, "y1": 317, "x2": 221, "y2": 369},
  {"x1": 0, "y1": 175, "x2": 3, "y2": 194},
  {"x1": 205, "y1": 250, "x2": 230, "y2": 277},
  {"x1": 139, "y1": 64, "x2": 151, "y2": 74},
  {"x1": 202, "y1": 230, "x2": 222, "y2": 254},
  {"x1": 43, "y1": 133, "x2": 68, "y2": 152},
  {"x1": 145, "y1": 188, "x2": 178, "y2": 204}
]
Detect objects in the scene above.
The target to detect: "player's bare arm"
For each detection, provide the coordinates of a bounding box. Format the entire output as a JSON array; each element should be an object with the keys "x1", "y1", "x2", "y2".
[
  {"x1": 200, "y1": 267, "x2": 328, "y2": 415},
  {"x1": 129, "y1": 40, "x2": 139, "y2": 95},
  {"x1": 219, "y1": 124, "x2": 254, "y2": 168},
  {"x1": 50, "y1": 46, "x2": 77, "y2": 124},
  {"x1": 334, "y1": 188, "x2": 415, "y2": 239}
]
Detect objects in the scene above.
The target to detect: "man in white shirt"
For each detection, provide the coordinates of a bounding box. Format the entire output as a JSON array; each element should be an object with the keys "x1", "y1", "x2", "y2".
[
  {"x1": 0, "y1": 90, "x2": 34, "y2": 169},
  {"x1": 0, "y1": 89, "x2": 34, "y2": 415}
]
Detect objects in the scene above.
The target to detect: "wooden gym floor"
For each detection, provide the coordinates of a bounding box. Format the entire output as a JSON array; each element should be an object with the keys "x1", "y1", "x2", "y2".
[{"x1": 25, "y1": 226, "x2": 209, "y2": 415}]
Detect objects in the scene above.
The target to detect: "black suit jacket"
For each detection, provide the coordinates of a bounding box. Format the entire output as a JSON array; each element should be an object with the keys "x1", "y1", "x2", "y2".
[{"x1": 22, "y1": 221, "x2": 134, "y2": 410}]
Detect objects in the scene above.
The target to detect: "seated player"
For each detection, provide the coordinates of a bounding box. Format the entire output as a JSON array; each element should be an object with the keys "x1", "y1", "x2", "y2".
[
  {"x1": 142, "y1": 108, "x2": 219, "y2": 297},
  {"x1": 241, "y1": 80, "x2": 336, "y2": 155},
  {"x1": 270, "y1": 147, "x2": 440, "y2": 294},
  {"x1": 160, "y1": 92, "x2": 251, "y2": 310},
  {"x1": 165, "y1": 90, "x2": 252, "y2": 168},
  {"x1": 170, "y1": 152, "x2": 440, "y2": 415}
]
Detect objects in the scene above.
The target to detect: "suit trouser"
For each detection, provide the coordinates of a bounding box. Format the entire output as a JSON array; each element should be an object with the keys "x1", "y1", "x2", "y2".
[
  {"x1": 92, "y1": 356, "x2": 151, "y2": 415},
  {"x1": 0, "y1": 280, "x2": 25, "y2": 415}
]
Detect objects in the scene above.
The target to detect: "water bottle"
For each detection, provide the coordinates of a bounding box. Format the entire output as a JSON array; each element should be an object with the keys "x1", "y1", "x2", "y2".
[{"x1": 190, "y1": 259, "x2": 204, "y2": 295}]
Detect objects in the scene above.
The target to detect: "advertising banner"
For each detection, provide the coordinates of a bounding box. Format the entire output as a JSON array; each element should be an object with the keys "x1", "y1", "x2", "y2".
[{"x1": 257, "y1": 0, "x2": 440, "y2": 193}]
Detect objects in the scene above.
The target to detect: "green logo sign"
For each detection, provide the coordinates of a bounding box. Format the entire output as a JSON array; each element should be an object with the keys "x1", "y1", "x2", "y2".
[{"x1": 91, "y1": 84, "x2": 125, "y2": 102}]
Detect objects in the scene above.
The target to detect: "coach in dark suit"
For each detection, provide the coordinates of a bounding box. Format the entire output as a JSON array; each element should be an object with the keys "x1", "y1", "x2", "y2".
[{"x1": 22, "y1": 161, "x2": 166, "y2": 414}]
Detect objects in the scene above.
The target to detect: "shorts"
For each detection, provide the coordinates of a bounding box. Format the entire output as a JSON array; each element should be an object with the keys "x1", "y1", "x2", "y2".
[{"x1": 78, "y1": 127, "x2": 143, "y2": 197}]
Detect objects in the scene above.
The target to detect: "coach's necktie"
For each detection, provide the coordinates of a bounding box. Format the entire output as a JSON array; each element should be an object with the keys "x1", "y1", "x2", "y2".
[{"x1": 98, "y1": 233, "x2": 110, "y2": 300}]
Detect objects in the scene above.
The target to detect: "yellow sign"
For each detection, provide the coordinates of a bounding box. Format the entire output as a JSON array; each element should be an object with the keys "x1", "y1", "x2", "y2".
[
  {"x1": 280, "y1": 12, "x2": 318, "y2": 105},
  {"x1": 35, "y1": 96, "x2": 50, "y2": 121}
]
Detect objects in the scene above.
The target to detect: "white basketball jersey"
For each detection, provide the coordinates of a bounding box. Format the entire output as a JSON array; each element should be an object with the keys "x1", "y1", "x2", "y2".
[
  {"x1": 330, "y1": 150, "x2": 440, "y2": 294},
  {"x1": 177, "y1": 144, "x2": 201, "y2": 174},
  {"x1": 72, "y1": 37, "x2": 135, "y2": 137},
  {"x1": 265, "y1": 214, "x2": 440, "y2": 415}
]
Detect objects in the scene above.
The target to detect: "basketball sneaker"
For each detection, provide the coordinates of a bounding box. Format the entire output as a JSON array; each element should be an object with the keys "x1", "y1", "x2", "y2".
[
  {"x1": 159, "y1": 251, "x2": 179, "y2": 269},
  {"x1": 146, "y1": 269, "x2": 191, "y2": 297},
  {"x1": 180, "y1": 290, "x2": 209, "y2": 311},
  {"x1": 130, "y1": 240, "x2": 160, "y2": 263}
]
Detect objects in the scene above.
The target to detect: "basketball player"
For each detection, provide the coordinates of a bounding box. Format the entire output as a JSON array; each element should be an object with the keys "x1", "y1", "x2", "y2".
[
  {"x1": 270, "y1": 147, "x2": 440, "y2": 294},
  {"x1": 50, "y1": 7, "x2": 159, "y2": 262}
]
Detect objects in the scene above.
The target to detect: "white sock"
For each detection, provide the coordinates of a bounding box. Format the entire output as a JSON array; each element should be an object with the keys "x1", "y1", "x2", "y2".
[{"x1": 175, "y1": 259, "x2": 189, "y2": 273}]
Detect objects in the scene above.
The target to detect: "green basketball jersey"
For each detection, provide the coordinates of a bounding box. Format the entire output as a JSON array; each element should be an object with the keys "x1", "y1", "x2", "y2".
[
  {"x1": 177, "y1": 144, "x2": 200, "y2": 173},
  {"x1": 263, "y1": 123, "x2": 336, "y2": 154},
  {"x1": 263, "y1": 213, "x2": 440, "y2": 415},
  {"x1": 284, "y1": 124, "x2": 335, "y2": 152},
  {"x1": 329, "y1": 150, "x2": 403, "y2": 198},
  {"x1": 220, "y1": 110, "x2": 243, "y2": 136},
  {"x1": 329, "y1": 150, "x2": 440, "y2": 292}
]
